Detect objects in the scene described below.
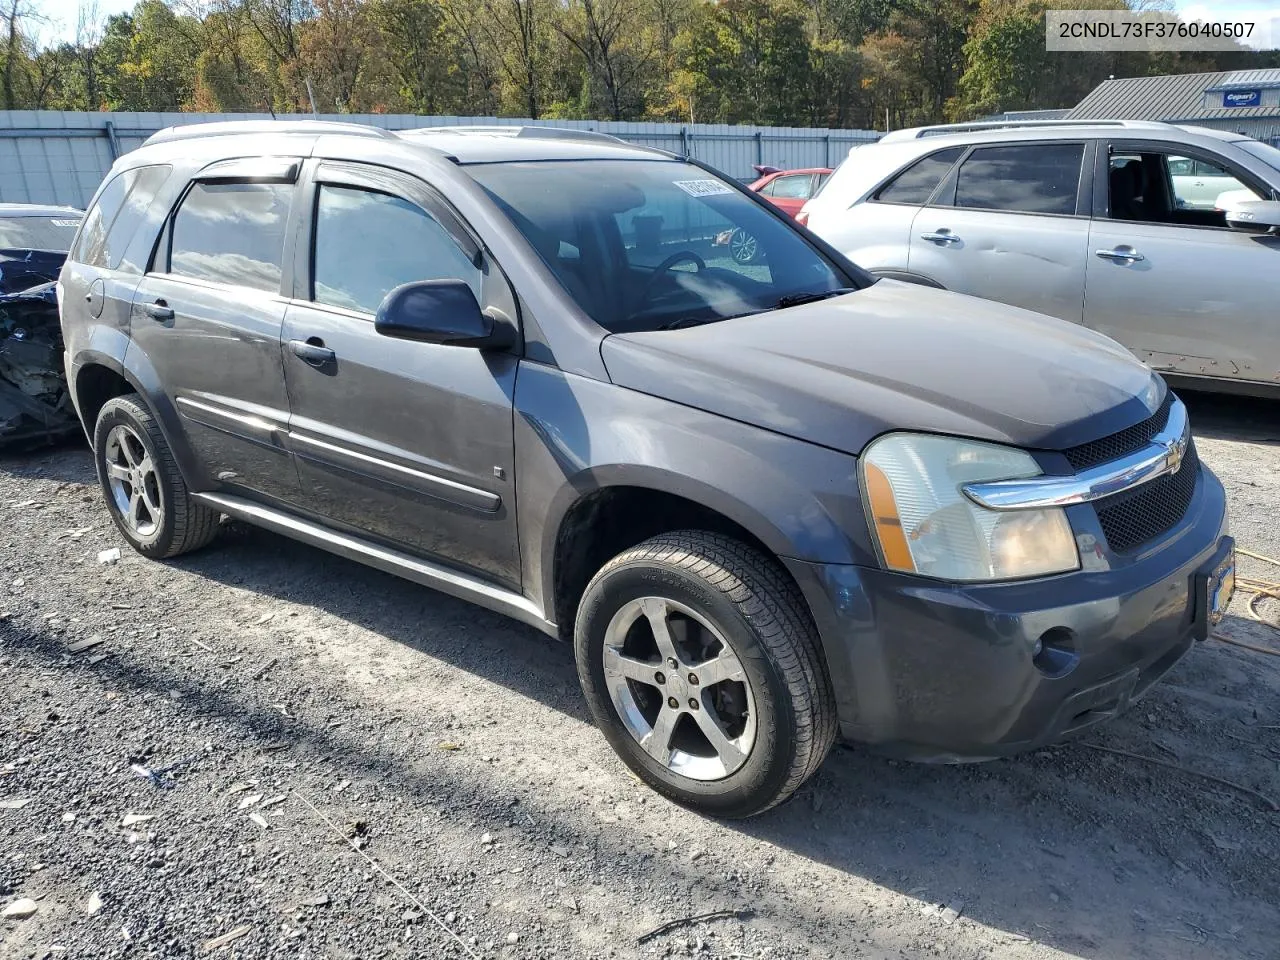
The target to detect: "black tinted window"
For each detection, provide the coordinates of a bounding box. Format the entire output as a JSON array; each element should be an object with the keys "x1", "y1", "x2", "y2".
[
  {"x1": 876, "y1": 148, "x2": 964, "y2": 204},
  {"x1": 73, "y1": 165, "x2": 170, "y2": 269},
  {"x1": 168, "y1": 181, "x2": 291, "y2": 292},
  {"x1": 954, "y1": 144, "x2": 1083, "y2": 215},
  {"x1": 312, "y1": 185, "x2": 481, "y2": 315}
]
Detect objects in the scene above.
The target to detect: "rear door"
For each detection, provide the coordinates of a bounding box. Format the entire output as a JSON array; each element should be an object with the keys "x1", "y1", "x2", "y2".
[
  {"x1": 128, "y1": 159, "x2": 302, "y2": 503},
  {"x1": 825, "y1": 146, "x2": 965, "y2": 281},
  {"x1": 1084, "y1": 139, "x2": 1279, "y2": 385},
  {"x1": 280, "y1": 160, "x2": 521, "y2": 587},
  {"x1": 907, "y1": 141, "x2": 1093, "y2": 323}
]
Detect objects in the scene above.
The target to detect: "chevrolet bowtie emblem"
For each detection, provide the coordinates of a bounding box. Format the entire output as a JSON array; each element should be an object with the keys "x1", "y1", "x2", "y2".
[{"x1": 1161, "y1": 429, "x2": 1189, "y2": 474}]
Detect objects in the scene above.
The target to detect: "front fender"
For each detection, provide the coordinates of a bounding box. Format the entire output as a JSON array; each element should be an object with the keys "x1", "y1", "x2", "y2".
[{"x1": 513, "y1": 362, "x2": 877, "y2": 622}]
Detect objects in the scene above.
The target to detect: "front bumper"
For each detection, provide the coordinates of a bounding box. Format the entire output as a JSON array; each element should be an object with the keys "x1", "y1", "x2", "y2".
[{"x1": 785, "y1": 463, "x2": 1231, "y2": 761}]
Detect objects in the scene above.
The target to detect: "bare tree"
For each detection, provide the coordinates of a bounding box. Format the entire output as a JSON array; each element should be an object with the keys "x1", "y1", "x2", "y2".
[
  {"x1": 479, "y1": 0, "x2": 543, "y2": 118},
  {"x1": 556, "y1": 0, "x2": 654, "y2": 119}
]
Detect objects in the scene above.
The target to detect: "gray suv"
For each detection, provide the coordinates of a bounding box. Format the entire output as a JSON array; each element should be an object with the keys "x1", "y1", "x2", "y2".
[
  {"x1": 802, "y1": 120, "x2": 1280, "y2": 396},
  {"x1": 58, "y1": 121, "x2": 1233, "y2": 817}
]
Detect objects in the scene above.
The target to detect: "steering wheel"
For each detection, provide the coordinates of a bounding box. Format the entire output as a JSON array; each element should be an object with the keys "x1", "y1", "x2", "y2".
[{"x1": 638, "y1": 251, "x2": 706, "y2": 311}]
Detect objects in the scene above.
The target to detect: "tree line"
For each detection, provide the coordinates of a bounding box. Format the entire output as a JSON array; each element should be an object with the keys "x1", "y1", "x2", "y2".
[{"x1": 7, "y1": 0, "x2": 1280, "y2": 129}]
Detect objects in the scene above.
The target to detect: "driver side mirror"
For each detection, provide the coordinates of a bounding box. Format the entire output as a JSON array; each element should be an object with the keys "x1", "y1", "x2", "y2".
[
  {"x1": 374, "y1": 279, "x2": 514, "y2": 350},
  {"x1": 1221, "y1": 199, "x2": 1280, "y2": 233}
]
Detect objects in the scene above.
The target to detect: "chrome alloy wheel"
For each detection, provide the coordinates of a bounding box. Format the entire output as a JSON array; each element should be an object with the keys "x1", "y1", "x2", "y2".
[
  {"x1": 602, "y1": 596, "x2": 757, "y2": 781},
  {"x1": 103, "y1": 424, "x2": 163, "y2": 538},
  {"x1": 729, "y1": 228, "x2": 758, "y2": 264}
]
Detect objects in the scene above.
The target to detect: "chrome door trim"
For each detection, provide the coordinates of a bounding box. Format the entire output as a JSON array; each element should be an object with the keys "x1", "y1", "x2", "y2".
[
  {"x1": 192, "y1": 492, "x2": 554, "y2": 635},
  {"x1": 964, "y1": 398, "x2": 1190, "y2": 511}
]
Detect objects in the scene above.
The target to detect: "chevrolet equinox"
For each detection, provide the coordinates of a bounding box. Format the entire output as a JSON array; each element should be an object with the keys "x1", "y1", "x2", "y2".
[{"x1": 58, "y1": 121, "x2": 1235, "y2": 817}]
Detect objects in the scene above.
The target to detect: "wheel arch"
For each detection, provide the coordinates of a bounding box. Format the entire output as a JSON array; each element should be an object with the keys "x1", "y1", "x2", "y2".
[
  {"x1": 544, "y1": 470, "x2": 814, "y2": 644},
  {"x1": 71, "y1": 346, "x2": 207, "y2": 490}
]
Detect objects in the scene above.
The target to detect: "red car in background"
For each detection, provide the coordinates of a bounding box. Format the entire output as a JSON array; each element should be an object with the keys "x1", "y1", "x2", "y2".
[
  {"x1": 714, "y1": 165, "x2": 832, "y2": 263},
  {"x1": 748, "y1": 165, "x2": 833, "y2": 218}
]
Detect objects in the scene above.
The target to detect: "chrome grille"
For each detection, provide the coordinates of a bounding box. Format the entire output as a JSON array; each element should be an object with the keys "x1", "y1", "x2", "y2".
[
  {"x1": 1064, "y1": 393, "x2": 1174, "y2": 472},
  {"x1": 1094, "y1": 440, "x2": 1199, "y2": 554}
]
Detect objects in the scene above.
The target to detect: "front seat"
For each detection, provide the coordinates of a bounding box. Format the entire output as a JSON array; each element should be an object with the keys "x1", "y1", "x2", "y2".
[{"x1": 1109, "y1": 161, "x2": 1148, "y2": 222}]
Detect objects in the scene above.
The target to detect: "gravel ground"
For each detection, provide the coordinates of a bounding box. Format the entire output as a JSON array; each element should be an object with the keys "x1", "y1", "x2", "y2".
[{"x1": 2, "y1": 389, "x2": 1278, "y2": 960}]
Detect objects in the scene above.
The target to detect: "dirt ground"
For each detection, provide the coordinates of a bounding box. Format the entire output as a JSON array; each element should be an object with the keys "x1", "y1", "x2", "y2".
[{"x1": 2, "y1": 389, "x2": 1278, "y2": 960}]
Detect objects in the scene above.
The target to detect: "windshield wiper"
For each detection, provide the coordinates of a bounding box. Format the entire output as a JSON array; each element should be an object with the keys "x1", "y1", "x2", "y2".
[
  {"x1": 658, "y1": 316, "x2": 723, "y2": 331},
  {"x1": 775, "y1": 287, "x2": 854, "y2": 309}
]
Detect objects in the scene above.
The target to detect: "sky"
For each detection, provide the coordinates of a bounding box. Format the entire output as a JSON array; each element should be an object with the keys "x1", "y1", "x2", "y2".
[{"x1": 33, "y1": 0, "x2": 1280, "y2": 48}]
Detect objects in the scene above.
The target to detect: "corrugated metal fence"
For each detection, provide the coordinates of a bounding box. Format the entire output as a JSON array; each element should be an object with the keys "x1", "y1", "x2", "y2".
[{"x1": 0, "y1": 111, "x2": 880, "y2": 208}]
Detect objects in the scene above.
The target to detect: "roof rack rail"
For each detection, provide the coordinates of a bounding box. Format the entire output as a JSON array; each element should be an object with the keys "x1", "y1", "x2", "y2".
[
  {"x1": 143, "y1": 119, "x2": 399, "y2": 147},
  {"x1": 880, "y1": 119, "x2": 1173, "y2": 141},
  {"x1": 402, "y1": 125, "x2": 626, "y2": 145}
]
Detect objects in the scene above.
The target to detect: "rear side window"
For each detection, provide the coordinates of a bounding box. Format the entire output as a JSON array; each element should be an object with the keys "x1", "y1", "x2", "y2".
[
  {"x1": 875, "y1": 147, "x2": 964, "y2": 204},
  {"x1": 312, "y1": 184, "x2": 481, "y2": 315},
  {"x1": 167, "y1": 181, "x2": 292, "y2": 293},
  {"x1": 954, "y1": 144, "x2": 1084, "y2": 215},
  {"x1": 770, "y1": 175, "x2": 814, "y2": 199},
  {"x1": 73, "y1": 165, "x2": 171, "y2": 270}
]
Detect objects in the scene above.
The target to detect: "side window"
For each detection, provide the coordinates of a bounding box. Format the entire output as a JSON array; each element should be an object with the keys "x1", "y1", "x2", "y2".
[
  {"x1": 312, "y1": 184, "x2": 481, "y2": 315},
  {"x1": 954, "y1": 143, "x2": 1084, "y2": 215},
  {"x1": 73, "y1": 165, "x2": 171, "y2": 269},
  {"x1": 771, "y1": 175, "x2": 814, "y2": 199},
  {"x1": 1107, "y1": 149, "x2": 1260, "y2": 225},
  {"x1": 757, "y1": 179, "x2": 777, "y2": 197},
  {"x1": 167, "y1": 181, "x2": 292, "y2": 293},
  {"x1": 874, "y1": 147, "x2": 965, "y2": 204}
]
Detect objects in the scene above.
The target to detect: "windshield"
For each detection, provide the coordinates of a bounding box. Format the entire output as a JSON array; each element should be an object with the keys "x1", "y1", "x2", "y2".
[
  {"x1": 0, "y1": 215, "x2": 81, "y2": 251},
  {"x1": 468, "y1": 160, "x2": 861, "y2": 333},
  {"x1": 1240, "y1": 139, "x2": 1280, "y2": 176}
]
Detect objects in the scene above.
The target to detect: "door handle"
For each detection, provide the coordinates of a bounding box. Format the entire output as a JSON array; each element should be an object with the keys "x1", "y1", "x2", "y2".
[
  {"x1": 144, "y1": 300, "x2": 174, "y2": 320},
  {"x1": 920, "y1": 231, "x2": 961, "y2": 245},
  {"x1": 1095, "y1": 247, "x2": 1145, "y2": 263},
  {"x1": 289, "y1": 338, "x2": 336, "y2": 366}
]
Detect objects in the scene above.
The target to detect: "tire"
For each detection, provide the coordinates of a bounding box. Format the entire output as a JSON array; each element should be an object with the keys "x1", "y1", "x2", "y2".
[
  {"x1": 92, "y1": 394, "x2": 220, "y2": 559},
  {"x1": 574, "y1": 531, "x2": 837, "y2": 818}
]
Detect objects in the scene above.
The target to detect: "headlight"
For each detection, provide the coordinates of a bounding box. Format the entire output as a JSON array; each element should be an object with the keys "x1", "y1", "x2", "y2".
[{"x1": 860, "y1": 433, "x2": 1079, "y2": 582}]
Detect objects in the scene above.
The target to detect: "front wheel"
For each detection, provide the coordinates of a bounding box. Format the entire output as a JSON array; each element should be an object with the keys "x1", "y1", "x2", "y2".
[{"x1": 574, "y1": 532, "x2": 837, "y2": 818}]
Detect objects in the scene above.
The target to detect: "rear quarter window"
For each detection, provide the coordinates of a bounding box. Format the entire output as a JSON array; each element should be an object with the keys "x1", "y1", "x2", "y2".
[
  {"x1": 875, "y1": 148, "x2": 965, "y2": 204},
  {"x1": 72, "y1": 165, "x2": 172, "y2": 271}
]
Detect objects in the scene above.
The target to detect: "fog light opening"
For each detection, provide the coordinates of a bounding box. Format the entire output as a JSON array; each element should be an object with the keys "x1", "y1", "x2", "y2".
[{"x1": 1033, "y1": 627, "x2": 1079, "y2": 678}]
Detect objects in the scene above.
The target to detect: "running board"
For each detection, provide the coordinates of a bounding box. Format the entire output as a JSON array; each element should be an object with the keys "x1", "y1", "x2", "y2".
[{"x1": 192, "y1": 492, "x2": 556, "y2": 636}]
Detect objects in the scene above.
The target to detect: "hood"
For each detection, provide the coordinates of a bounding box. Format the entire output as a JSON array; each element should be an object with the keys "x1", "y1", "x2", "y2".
[
  {"x1": 600, "y1": 280, "x2": 1158, "y2": 456},
  {"x1": 0, "y1": 249, "x2": 66, "y2": 295}
]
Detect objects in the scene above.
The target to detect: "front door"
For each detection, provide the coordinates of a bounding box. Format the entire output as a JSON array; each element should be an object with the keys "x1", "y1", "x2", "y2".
[
  {"x1": 281, "y1": 160, "x2": 521, "y2": 587},
  {"x1": 128, "y1": 161, "x2": 301, "y2": 503},
  {"x1": 1084, "y1": 140, "x2": 1280, "y2": 385},
  {"x1": 907, "y1": 141, "x2": 1093, "y2": 324}
]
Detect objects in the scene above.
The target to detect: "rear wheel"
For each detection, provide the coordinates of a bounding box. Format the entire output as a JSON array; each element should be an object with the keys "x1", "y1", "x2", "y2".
[
  {"x1": 575, "y1": 531, "x2": 837, "y2": 818},
  {"x1": 93, "y1": 394, "x2": 220, "y2": 558}
]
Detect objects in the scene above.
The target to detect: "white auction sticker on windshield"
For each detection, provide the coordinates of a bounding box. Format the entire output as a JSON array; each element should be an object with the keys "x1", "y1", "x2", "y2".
[
  {"x1": 673, "y1": 179, "x2": 733, "y2": 197},
  {"x1": 52, "y1": 219, "x2": 80, "y2": 227}
]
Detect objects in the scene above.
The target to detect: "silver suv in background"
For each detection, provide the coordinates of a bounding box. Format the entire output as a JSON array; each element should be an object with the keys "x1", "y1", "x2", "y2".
[{"x1": 801, "y1": 120, "x2": 1280, "y2": 396}]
